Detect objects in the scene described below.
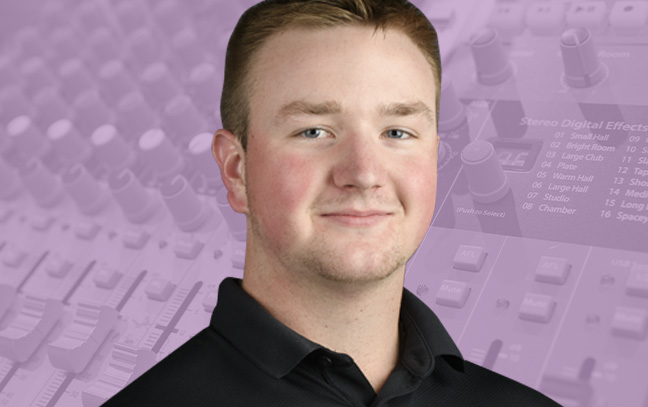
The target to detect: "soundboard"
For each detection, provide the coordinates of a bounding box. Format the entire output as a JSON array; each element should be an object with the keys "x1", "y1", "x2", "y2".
[{"x1": 0, "y1": 0, "x2": 646, "y2": 406}]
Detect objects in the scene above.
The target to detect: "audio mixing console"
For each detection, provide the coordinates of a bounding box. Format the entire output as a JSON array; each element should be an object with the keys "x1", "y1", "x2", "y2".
[{"x1": 0, "y1": 0, "x2": 646, "y2": 406}]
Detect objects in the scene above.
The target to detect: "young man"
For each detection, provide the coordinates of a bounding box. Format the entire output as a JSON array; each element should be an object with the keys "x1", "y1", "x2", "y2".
[{"x1": 105, "y1": 1, "x2": 560, "y2": 405}]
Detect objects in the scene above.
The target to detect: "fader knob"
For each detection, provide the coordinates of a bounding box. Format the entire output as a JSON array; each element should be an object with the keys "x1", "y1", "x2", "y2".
[
  {"x1": 438, "y1": 78, "x2": 466, "y2": 132},
  {"x1": 461, "y1": 140, "x2": 510, "y2": 203},
  {"x1": 470, "y1": 27, "x2": 513, "y2": 85},
  {"x1": 560, "y1": 28, "x2": 605, "y2": 88},
  {"x1": 160, "y1": 174, "x2": 212, "y2": 232},
  {"x1": 109, "y1": 169, "x2": 157, "y2": 223}
]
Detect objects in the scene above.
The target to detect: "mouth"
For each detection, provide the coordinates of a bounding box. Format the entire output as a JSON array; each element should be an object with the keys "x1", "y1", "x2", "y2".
[{"x1": 320, "y1": 211, "x2": 392, "y2": 227}]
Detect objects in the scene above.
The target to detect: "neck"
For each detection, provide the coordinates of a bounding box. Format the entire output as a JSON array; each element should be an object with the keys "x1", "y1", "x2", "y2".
[{"x1": 242, "y1": 248, "x2": 404, "y2": 393}]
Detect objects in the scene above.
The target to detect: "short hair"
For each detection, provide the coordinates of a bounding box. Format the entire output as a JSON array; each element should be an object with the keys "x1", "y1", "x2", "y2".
[{"x1": 220, "y1": 0, "x2": 441, "y2": 152}]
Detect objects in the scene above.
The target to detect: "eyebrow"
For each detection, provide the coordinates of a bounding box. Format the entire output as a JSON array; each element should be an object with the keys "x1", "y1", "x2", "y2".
[{"x1": 274, "y1": 100, "x2": 436, "y2": 126}]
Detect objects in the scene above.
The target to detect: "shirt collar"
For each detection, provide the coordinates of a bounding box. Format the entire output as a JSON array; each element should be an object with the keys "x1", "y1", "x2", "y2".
[{"x1": 210, "y1": 277, "x2": 465, "y2": 379}]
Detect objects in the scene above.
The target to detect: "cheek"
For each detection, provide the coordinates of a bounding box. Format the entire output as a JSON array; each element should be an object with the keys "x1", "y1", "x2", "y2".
[
  {"x1": 248, "y1": 149, "x2": 317, "y2": 226},
  {"x1": 403, "y1": 156, "x2": 438, "y2": 217}
]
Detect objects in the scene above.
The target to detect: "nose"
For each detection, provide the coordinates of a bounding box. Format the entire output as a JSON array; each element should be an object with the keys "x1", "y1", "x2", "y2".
[{"x1": 331, "y1": 132, "x2": 386, "y2": 191}]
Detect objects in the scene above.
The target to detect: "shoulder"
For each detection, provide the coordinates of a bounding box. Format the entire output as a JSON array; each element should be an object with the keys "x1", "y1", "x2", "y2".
[
  {"x1": 457, "y1": 360, "x2": 562, "y2": 406},
  {"x1": 101, "y1": 327, "x2": 248, "y2": 406}
]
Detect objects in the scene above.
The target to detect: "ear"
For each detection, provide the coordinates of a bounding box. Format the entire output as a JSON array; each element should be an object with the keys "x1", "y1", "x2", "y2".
[{"x1": 212, "y1": 129, "x2": 248, "y2": 214}]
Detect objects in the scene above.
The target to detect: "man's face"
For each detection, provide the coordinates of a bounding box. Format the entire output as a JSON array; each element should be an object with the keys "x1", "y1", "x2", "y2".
[{"x1": 241, "y1": 25, "x2": 439, "y2": 285}]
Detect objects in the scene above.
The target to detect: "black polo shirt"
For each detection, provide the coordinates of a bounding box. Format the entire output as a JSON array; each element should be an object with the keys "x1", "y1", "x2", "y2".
[{"x1": 103, "y1": 277, "x2": 561, "y2": 406}]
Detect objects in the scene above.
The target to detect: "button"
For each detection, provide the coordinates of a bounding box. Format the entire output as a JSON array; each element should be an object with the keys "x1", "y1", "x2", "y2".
[
  {"x1": 435, "y1": 280, "x2": 470, "y2": 308},
  {"x1": 610, "y1": 306, "x2": 648, "y2": 340},
  {"x1": 75, "y1": 220, "x2": 101, "y2": 240},
  {"x1": 453, "y1": 245, "x2": 487, "y2": 272},
  {"x1": 45, "y1": 255, "x2": 73, "y2": 278},
  {"x1": 626, "y1": 266, "x2": 648, "y2": 298},
  {"x1": 2, "y1": 247, "x2": 27, "y2": 268},
  {"x1": 609, "y1": 2, "x2": 648, "y2": 35},
  {"x1": 526, "y1": 3, "x2": 566, "y2": 36},
  {"x1": 0, "y1": 296, "x2": 63, "y2": 362},
  {"x1": 461, "y1": 140, "x2": 511, "y2": 203},
  {"x1": 48, "y1": 302, "x2": 118, "y2": 373},
  {"x1": 519, "y1": 293, "x2": 556, "y2": 323},
  {"x1": 566, "y1": 2, "x2": 608, "y2": 30},
  {"x1": 122, "y1": 229, "x2": 150, "y2": 250},
  {"x1": 174, "y1": 238, "x2": 204, "y2": 260},
  {"x1": 93, "y1": 267, "x2": 122, "y2": 289},
  {"x1": 145, "y1": 278, "x2": 176, "y2": 301},
  {"x1": 535, "y1": 256, "x2": 571, "y2": 285},
  {"x1": 318, "y1": 356, "x2": 333, "y2": 368},
  {"x1": 489, "y1": 3, "x2": 528, "y2": 37},
  {"x1": 202, "y1": 290, "x2": 218, "y2": 312}
]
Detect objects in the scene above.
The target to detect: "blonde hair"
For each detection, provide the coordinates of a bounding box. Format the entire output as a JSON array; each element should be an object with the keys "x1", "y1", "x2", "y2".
[{"x1": 221, "y1": 0, "x2": 441, "y2": 151}]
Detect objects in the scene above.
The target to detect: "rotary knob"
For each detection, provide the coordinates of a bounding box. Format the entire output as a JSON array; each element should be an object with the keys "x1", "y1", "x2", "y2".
[
  {"x1": 188, "y1": 132, "x2": 223, "y2": 186},
  {"x1": 61, "y1": 164, "x2": 110, "y2": 215},
  {"x1": 560, "y1": 28, "x2": 605, "y2": 88},
  {"x1": 109, "y1": 169, "x2": 157, "y2": 223},
  {"x1": 470, "y1": 27, "x2": 513, "y2": 85},
  {"x1": 438, "y1": 78, "x2": 466, "y2": 132},
  {"x1": 461, "y1": 140, "x2": 510, "y2": 203},
  {"x1": 160, "y1": 174, "x2": 212, "y2": 232},
  {"x1": 47, "y1": 119, "x2": 92, "y2": 167},
  {"x1": 91, "y1": 124, "x2": 136, "y2": 172},
  {"x1": 19, "y1": 158, "x2": 65, "y2": 208},
  {"x1": 139, "y1": 128, "x2": 184, "y2": 180}
]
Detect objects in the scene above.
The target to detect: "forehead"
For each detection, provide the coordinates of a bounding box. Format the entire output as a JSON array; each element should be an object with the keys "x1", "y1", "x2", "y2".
[{"x1": 247, "y1": 25, "x2": 437, "y2": 116}]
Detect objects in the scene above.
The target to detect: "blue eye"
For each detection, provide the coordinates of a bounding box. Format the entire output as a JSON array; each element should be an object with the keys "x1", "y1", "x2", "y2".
[
  {"x1": 300, "y1": 128, "x2": 329, "y2": 139},
  {"x1": 386, "y1": 129, "x2": 410, "y2": 139}
]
